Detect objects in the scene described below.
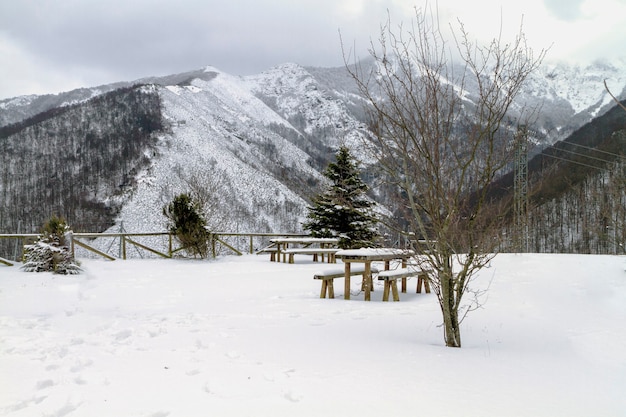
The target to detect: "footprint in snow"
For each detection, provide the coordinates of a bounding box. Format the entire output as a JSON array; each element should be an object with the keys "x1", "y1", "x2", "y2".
[
  {"x1": 114, "y1": 329, "x2": 132, "y2": 341},
  {"x1": 36, "y1": 379, "x2": 55, "y2": 390},
  {"x1": 225, "y1": 351, "x2": 240, "y2": 359},
  {"x1": 49, "y1": 401, "x2": 82, "y2": 417},
  {"x1": 70, "y1": 337, "x2": 85, "y2": 346},
  {"x1": 283, "y1": 390, "x2": 303, "y2": 403},
  {"x1": 147, "y1": 412, "x2": 170, "y2": 417},
  {"x1": 70, "y1": 358, "x2": 94, "y2": 373}
]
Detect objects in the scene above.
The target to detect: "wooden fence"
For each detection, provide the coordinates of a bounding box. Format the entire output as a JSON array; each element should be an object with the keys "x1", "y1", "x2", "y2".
[{"x1": 0, "y1": 231, "x2": 307, "y2": 265}]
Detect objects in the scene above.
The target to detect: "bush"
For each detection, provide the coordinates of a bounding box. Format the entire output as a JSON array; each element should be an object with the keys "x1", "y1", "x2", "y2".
[
  {"x1": 163, "y1": 193, "x2": 211, "y2": 258},
  {"x1": 22, "y1": 216, "x2": 81, "y2": 274}
]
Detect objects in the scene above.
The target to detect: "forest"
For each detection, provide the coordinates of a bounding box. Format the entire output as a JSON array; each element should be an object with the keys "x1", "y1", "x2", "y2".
[
  {"x1": 498, "y1": 102, "x2": 626, "y2": 254},
  {"x1": 0, "y1": 85, "x2": 163, "y2": 248}
]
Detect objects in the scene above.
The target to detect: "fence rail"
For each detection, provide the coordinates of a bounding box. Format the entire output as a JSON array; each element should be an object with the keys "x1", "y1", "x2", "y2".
[{"x1": 0, "y1": 231, "x2": 307, "y2": 263}]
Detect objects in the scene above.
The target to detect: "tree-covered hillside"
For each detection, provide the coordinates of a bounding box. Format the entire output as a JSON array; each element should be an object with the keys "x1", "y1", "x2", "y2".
[
  {"x1": 491, "y1": 101, "x2": 626, "y2": 253},
  {"x1": 0, "y1": 85, "x2": 163, "y2": 235}
]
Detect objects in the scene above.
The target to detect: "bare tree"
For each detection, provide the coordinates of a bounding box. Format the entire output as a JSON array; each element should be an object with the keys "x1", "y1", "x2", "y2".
[
  {"x1": 160, "y1": 161, "x2": 230, "y2": 232},
  {"x1": 344, "y1": 8, "x2": 546, "y2": 347},
  {"x1": 604, "y1": 80, "x2": 626, "y2": 113}
]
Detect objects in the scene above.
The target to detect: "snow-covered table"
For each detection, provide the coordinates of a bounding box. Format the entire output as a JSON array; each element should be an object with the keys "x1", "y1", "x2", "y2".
[
  {"x1": 267, "y1": 237, "x2": 339, "y2": 263},
  {"x1": 334, "y1": 248, "x2": 415, "y2": 301}
]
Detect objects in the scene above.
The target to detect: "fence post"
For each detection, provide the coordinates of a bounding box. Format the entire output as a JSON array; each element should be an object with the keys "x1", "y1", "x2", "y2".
[
  {"x1": 13, "y1": 220, "x2": 21, "y2": 261},
  {"x1": 66, "y1": 231, "x2": 74, "y2": 258}
]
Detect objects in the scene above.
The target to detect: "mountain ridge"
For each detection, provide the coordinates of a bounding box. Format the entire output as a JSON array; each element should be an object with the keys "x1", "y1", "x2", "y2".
[
  {"x1": 1, "y1": 58, "x2": 625, "y2": 255},
  {"x1": 4, "y1": 57, "x2": 626, "y2": 139}
]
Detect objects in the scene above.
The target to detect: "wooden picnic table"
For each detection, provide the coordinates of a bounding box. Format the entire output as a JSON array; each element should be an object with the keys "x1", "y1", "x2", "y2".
[
  {"x1": 335, "y1": 248, "x2": 415, "y2": 300},
  {"x1": 268, "y1": 237, "x2": 339, "y2": 263}
]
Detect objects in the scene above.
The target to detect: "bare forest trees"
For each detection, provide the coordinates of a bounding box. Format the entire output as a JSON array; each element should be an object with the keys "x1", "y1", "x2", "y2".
[
  {"x1": 345, "y1": 9, "x2": 546, "y2": 347},
  {"x1": 0, "y1": 86, "x2": 163, "y2": 235}
]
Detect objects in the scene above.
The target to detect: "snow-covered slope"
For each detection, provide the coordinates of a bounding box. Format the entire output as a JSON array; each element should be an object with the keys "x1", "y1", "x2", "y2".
[
  {"x1": 243, "y1": 63, "x2": 373, "y2": 161},
  {"x1": 518, "y1": 58, "x2": 626, "y2": 142},
  {"x1": 533, "y1": 59, "x2": 626, "y2": 115},
  {"x1": 112, "y1": 67, "x2": 323, "y2": 234}
]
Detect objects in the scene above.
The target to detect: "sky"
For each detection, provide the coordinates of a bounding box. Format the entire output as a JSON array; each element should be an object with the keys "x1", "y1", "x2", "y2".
[{"x1": 1, "y1": 0, "x2": 625, "y2": 100}]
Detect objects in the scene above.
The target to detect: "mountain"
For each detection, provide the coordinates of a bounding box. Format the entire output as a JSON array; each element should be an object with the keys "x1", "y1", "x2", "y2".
[
  {"x1": 4, "y1": 58, "x2": 625, "y2": 145},
  {"x1": 519, "y1": 58, "x2": 626, "y2": 143},
  {"x1": 1, "y1": 58, "x2": 625, "y2": 256}
]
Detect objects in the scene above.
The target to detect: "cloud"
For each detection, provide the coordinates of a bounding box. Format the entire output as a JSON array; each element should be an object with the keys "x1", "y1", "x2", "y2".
[
  {"x1": 543, "y1": 0, "x2": 585, "y2": 21},
  {"x1": 0, "y1": 0, "x2": 625, "y2": 99}
]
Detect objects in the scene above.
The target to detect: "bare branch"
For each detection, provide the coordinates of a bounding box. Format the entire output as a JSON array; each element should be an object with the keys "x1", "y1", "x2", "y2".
[{"x1": 604, "y1": 79, "x2": 626, "y2": 112}]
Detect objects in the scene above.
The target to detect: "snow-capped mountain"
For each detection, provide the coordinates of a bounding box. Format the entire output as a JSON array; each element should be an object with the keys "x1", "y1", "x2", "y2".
[
  {"x1": 3, "y1": 57, "x2": 625, "y2": 142},
  {"x1": 110, "y1": 64, "x2": 382, "y2": 235},
  {"x1": 515, "y1": 58, "x2": 626, "y2": 142},
  {"x1": 116, "y1": 67, "x2": 325, "y2": 234},
  {"x1": 1, "y1": 58, "x2": 625, "y2": 244}
]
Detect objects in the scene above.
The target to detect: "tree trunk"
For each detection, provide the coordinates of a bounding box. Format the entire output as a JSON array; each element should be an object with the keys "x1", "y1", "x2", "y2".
[{"x1": 439, "y1": 267, "x2": 462, "y2": 347}]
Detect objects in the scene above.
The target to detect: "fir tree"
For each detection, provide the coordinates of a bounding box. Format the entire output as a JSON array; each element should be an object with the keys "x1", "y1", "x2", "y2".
[
  {"x1": 22, "y1": 216, "x2": 81, "y2": 274},
  {"x1": 303, "y1": 146, "x2": 379, "y2": 249}
]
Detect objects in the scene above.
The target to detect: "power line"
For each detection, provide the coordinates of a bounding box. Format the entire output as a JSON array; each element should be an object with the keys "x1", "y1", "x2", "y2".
[
  {"x1": 556, "y1": 140, "x2": 626, "y2": 160},
  {"x1": 549, "y1": 146, "x2": 616, "y2": 165},
  {"x1": 540, "y1": 152, "x2": 610, "y2": 171},
  {"x1": 542, "y1": 137, "x2": 626, "y2": 170}
]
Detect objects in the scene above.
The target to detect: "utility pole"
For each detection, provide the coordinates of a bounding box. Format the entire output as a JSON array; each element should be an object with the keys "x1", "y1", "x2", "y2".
[{"x1": 514, "y1": 126, "x2": 529, "y2": 252}]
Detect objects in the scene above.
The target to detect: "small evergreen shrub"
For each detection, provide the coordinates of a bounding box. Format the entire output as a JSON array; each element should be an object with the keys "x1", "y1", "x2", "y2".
[
  {"x1": 163, "y1": 193, "x2": 211, "y2": 258},
  {"x1": 22, "y1": 216, "x2": 81, "y2": 274}
]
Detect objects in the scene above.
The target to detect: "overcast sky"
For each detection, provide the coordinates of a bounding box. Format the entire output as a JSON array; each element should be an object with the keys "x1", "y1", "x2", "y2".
[{"x1": 1, "y1": 0, "x2": 625, "y2": 100}]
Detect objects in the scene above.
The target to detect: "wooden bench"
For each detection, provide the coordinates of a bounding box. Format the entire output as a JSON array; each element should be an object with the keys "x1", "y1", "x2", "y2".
[
  {"x1": 285, "y1": 248, "x2": 338, "y2": 264},
  {"x1": 314, "y1": 265, "x2": 379, "y2": 299},
  {"x1": 377, "y1": 268, "x2": 420, "y2": 301},
  {"x1": 415, "y1": 270, "x2": 431, "y2": 294},
  {"x1": 256, "y1": 247, "x2": 279, "y2": 261},
  {"x1": 405, "y1": 260, "x2": 432, "y2": 294}
]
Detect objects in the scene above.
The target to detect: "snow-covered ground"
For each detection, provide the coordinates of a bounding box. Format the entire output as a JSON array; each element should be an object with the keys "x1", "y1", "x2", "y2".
[{"x1": 1, "y1": 253, "x2": 625, "y2": 416}]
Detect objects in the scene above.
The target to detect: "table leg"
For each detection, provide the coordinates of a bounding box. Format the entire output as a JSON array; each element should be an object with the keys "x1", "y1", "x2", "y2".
[
  {"x1": 344, "y1": 262, "x2": 351, "y2": 300},
  {"x1": 364, "y1": 262, "x2": 371, "y2": 301},
  {"x1": 401, "y1": 258, "x2": 407, "y2": 292}
]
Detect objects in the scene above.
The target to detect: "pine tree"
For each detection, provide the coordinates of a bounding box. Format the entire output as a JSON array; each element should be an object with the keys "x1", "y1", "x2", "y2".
[
  {"x1": 163, "y1": 193, "x2": 211, "y2": 258},
  {"x1": 303, "y1": 146, "x2": 379, "y2": 249}
]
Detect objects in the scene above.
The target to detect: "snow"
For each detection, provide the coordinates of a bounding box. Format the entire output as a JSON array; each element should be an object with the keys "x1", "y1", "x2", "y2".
[
  {"x1": 335, "y1": 248, "x2": 413, "y2": 257},
  {"x1": 269, "y1": 237, "x2": 338, "y2": 244},
  {"x1": 1, "y1": 253, "x2": 625, "y2": 416},
  {"x1": 530, "y1": 58, "x2": 626, "y2": 115}
]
